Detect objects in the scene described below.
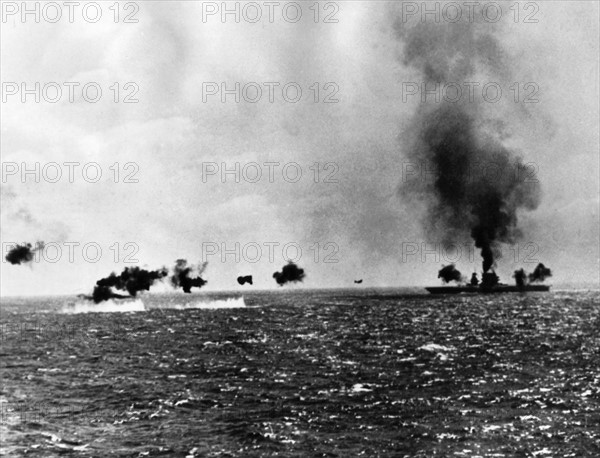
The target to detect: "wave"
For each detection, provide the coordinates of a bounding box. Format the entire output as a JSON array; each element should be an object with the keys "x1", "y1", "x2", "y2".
[
  {"x1": 165, "y1": 297, "x2": 246, "y2": 310},
  {"x1": 419, "y1": 343, "x2": 455, "y2": 352}
]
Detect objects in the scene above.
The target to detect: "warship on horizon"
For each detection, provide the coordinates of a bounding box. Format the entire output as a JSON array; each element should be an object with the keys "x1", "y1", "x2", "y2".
[{"x1": 426, "y1": 270, "x2": 551, "y2": 294}]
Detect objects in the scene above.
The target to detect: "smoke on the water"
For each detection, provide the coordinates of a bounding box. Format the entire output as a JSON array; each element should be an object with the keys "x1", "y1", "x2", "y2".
[
  {"x1": 528, "y1": 263, "x2": 552, "y2": 283},
  {"x1": 273, "y1": 261, "x2": 305, "y2": 286},
  {"x1": 5, "y1": 242, "x2": 44, "y2": 265},
  {"x1": 171, "y1": 259, "x2": 208, "y2": 293},
  {"x1": 91, "y1": 259, "x2": 208, "y2": 303},
  {"x1": 93, "y1": 266, "x2": 169, "y2": 303},
  {"x1": 396, "y1": 11, "x2": 541, "y2": 274},
  {"x1": 438, "y1": 264, "x2": 463, "y2": 284},
  {"x1": 514, "y1": 263, "x2": 552, "y2": 286}
]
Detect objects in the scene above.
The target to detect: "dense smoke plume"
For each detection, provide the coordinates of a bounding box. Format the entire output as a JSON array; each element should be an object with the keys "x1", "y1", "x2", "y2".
[
  {"x1": 397, "y1": 10, "x2": 541, "y2": 274},
  {"x1": 273, "y1": 261, "x2": 305, "y2": 286},
  {"x1": 93, "y1": 266, "x2": 169, "y2": 303},
  {"x1": 528, "y1": 263, "x2": 552, "y2": 283},
  {"x1": 171, "y1": 259, "x2": 208, "y2": 293},
  {"x1": 237, "y1": 275, "x2": 253, "y2": 286},
  {"x1": 5, "y1": 242, "x2": 44, "y2": 265},
  {"x1": 513, "y1": 263, "x2": 552, "y2": 286},
  {"x1": 90, "y1": 259, "x2": 208, "y2": 303},
  {"x1": 438, "y1": 264, "x2": 463, "y2": 284},
  {"x1": 91, "y1": 287, "x2": 132, "y2": 303}
]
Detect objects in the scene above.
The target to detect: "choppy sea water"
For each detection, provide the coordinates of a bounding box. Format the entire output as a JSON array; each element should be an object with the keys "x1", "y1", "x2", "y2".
[{"x1": 1, "y1": 288, "x2": 599, "y2": 457}]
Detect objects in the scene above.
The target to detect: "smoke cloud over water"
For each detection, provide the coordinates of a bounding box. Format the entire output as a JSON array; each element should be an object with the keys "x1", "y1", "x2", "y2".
[
  {"x1": 514, "y1": 263, "x2": 552, "y2": 287},
  {"x1": 90, "y1": 259, "x2": 208, "y2": 303},
  {"x1": 396, "y1": 11, "x2": 542, "y2": 274},
  {"x1": 5, "y1": 242, "x2": 45, "y2": 265},
  {"x1": 438, "y1": 264, "x2": 463, "y2": 284},
  {"x1": 171, "y1": 259, "x2": 208, "y2": 293},
  {"x1": 273, "y1": 261, "x2": 305, "y2": 286},
  {"x1": 528, "y1": 262, "x2": 552, "y2": 283},
  {"x1": 93, "y1": 266, "x2": 169, "y2": 303}
]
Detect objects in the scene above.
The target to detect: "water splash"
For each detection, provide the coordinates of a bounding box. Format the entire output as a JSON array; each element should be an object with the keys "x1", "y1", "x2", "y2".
[
  {"x1": 166, "y1": 297, "x2": 246, "y2": 310},
  {"x1": 61, "y1": 296, "x2": 247, "y2": 313},
  {"x1": 62, "y1": 299, "x2": 146, "y2": 314}
]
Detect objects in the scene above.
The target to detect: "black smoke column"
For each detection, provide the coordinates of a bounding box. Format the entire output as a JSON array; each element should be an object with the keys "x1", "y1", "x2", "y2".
[
  {"x1": 397, "y1": 15, "x2": 542, "y2": 275},
  {"x1": 273, "y1": 261, "x2": 305, "y2": 286}
]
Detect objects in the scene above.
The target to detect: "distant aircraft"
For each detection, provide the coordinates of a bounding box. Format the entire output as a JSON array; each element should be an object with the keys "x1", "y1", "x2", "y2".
[{"x1": 354, "y1": 279, "x2": 363, "y2": 284}]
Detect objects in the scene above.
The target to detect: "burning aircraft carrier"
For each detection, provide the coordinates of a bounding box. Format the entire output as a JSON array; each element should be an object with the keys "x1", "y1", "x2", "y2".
[
  {"x1": 426, "y1": 263, "x2": 552, "y2": 294},
  {"x1": 397, "y1": 13, "x2": 551, "y2": 292}
]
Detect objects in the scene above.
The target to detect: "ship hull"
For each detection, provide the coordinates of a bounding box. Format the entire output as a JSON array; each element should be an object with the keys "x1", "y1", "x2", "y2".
[{"x1": 425, "y1": 285, "x2": 550, "y2": 294}]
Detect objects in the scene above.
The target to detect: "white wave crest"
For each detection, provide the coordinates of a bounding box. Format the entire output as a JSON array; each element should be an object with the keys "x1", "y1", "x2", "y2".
[
  {"x1": 419, "y1": 343, "x2": 455, "y2": 352},
  {"x1": 168, "y1": 297, "x2": 246, "y2": 310},
  {"x1": 62, "y1": 299, "x2": 146, "y2": 314}
]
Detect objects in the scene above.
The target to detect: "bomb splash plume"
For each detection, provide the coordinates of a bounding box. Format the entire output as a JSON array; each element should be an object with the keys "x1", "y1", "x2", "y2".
[
  {"x1": 5, "y1": 242, "x2": 44, "y2": 265},
  {"x1": 397, "y1": 12, "x2": 541, "y2": 274},
  {"x1": 171, "y1": 259, "x2": 208, "y2": 293},
  {"x1": 273, "y1": 261, "x2": 305, "y2": 286}
]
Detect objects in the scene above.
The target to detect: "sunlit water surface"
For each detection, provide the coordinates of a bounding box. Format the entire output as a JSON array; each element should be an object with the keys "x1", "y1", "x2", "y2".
[{"x1": 1, "y1": 288, "x2": 599, "y2": 457}]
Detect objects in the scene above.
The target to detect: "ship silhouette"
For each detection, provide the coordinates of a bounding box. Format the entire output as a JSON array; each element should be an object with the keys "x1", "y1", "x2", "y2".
[{"x1": 426, "y1": 270, "x2": 550, "y2": 294}]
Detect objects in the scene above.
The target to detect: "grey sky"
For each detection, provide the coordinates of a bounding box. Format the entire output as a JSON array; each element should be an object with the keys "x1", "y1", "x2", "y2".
[{"x1": 1, "y1": 1, "x2": 598, "y2": 295}]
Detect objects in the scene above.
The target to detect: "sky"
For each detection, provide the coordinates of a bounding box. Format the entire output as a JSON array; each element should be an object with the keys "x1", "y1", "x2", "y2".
[{"x1": 1, "y1": 1, "x2": 598, "y2": 296}]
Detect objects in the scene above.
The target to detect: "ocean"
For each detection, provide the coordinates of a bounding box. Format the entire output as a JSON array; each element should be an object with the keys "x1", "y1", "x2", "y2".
[{"x1": 1, "y1": 288, "x2": 598, "y2": 457}]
